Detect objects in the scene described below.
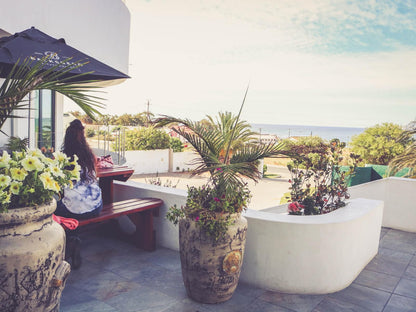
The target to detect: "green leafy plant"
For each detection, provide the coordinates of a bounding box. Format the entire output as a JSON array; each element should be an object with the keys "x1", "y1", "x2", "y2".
[
  {"x1": 158, "y1": 87, "x2": 289, "y2": 240},
  {"x1": 0, "y1": 149, "x2": 80, "y2": 212},
  {"x1": 123, "y1": 126, "x2": 170, "y2": 150},
  {"x1": 5, "y1": 136, "x2": 29, "y2": 153},
  {"x1": 169, "y1": 137, "x2": 183, "y2": 152},
  {"x1": 388, "y1": 120, "x2": 416, "y2": 178},
  {"x1": 350, "y1": 123, "x2": 411, "y2": 165}
]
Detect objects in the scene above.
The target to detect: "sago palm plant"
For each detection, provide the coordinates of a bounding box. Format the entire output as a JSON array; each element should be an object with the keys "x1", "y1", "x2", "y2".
[
  {"x1": 156, "y1": 87, "x2": 287, "y2": 193},
  {"x1": 157, "y1": 87, "x2": 289, "y2": 239},
  {"x1": 0, "y1": 56, "x2": 104, "y2": 132}
]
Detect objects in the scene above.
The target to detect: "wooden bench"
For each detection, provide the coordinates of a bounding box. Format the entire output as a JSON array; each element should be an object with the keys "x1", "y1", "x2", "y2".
[{"x1": 78, "y1": 198, "x2": 163, "y2": 251}]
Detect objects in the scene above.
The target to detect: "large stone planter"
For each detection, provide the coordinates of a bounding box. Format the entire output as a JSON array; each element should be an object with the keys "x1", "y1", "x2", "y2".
[
  {"x1": 0, "y1": 200, "x2": 71, "y2": 312},
  {"x1": 179, "y1": 213, "x2": 247, "y2": 303}
]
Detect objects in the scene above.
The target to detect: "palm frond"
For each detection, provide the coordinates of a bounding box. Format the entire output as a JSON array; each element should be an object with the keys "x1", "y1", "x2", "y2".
[{"x1": 0, "y1": 55, "x2": 105, "y2": 130}]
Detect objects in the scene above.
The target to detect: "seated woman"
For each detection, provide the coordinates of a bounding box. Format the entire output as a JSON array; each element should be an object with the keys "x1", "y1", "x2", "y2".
[
  {"x1": 55, "y1": 119, "x2": 103, "y2": 219},
  {"x1": 55, "y1": 119, "x2": 102, "y2": 269}
]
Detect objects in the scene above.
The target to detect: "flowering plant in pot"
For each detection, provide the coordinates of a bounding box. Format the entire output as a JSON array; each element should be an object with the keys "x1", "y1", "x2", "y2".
[
  {"x1": 283, "y1": 138, "x2": 360, "y2": 215},
  {"x1": 0, "y1": 149, "x2": 79, "y2": 212},
  {"x1": 157, "y1": 89, "x2": 288, "y2": 303},
  {"x1": 0, "y1": 56, "x2": 103, "y2": 312}
]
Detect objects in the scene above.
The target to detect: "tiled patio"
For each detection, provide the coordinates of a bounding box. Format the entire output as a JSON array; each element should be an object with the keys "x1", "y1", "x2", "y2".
[{"x1": 60, "y1": 224, "x2": 416, "y2": 312}]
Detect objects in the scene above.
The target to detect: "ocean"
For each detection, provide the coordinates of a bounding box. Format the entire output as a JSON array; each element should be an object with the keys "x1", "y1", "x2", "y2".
[{"x1": 251, "y1": 123, "x2": 365, "y2": 144}]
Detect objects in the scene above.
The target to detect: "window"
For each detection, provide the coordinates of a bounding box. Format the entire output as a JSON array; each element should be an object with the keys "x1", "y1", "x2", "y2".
[{"x1": 34, "y1": 90, "x2": 55, "y2": 149}]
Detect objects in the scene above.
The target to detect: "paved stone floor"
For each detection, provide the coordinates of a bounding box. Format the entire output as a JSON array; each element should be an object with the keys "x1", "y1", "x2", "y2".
[{"x1": 61, "y1": 225, "x2": 416, "y2": 312}]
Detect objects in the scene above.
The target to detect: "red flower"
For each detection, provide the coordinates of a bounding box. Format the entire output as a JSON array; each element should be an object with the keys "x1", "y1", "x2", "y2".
[
  {"x1": 214, "y1": 197, "x2": 220, "y2": 202},
  {"x1": 195, "y1": 216, "x2": 200, "y2": 221}
]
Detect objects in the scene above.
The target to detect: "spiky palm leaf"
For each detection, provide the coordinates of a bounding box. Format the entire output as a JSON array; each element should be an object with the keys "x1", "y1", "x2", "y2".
[
  {"x1": 155, "y1": 89, "x2": 289, "y2": 191},
  {"x1": 0, "y1": 56, "x2": 105, "y2": 131},
  {"x1": 388, "y1": 121, "x2": 416, "y2": 177}
]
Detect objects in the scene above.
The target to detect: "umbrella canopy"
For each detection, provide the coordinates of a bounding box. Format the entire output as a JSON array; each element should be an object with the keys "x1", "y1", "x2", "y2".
[{"x1": 0, "y1": 27, "x2": 129, "y2": 84}]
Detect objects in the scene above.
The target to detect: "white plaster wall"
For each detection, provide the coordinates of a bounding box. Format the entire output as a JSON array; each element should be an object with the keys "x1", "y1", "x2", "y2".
[
  {"x1": 124, "y1": 149, "x2": 170, "y2": 174},
  {"x1": 240, "y1": 198, "x2": 383, "y2": 294},
  {"x1": 171, "y1": 151, "x2": 199, "y2": 172},
  {"x1": 350, "y1": 177, "x2": 416, "y2": 232}
]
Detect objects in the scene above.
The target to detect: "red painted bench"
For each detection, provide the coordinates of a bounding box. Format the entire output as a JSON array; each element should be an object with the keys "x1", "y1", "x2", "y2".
[{"x1": 78, "y1": 198, "x2": 163, "y2": 251}]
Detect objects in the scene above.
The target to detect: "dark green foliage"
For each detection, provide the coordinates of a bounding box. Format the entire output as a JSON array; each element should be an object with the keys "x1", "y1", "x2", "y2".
[
  {"x1": 5, "y1": 136, "x2": 28, "y2": 152},
  {"x1": 169, "y1": 137, "x2": 183, "y2": 152},
  {"x1": 125, "y1": 126, "x2": 170, "y2": 150},
  {"x1": 351, "y1": 123, "x2": 411, "y2": 165},
  {"x1": 85, "y1": 128, "x2": 95, "y2": 138}
]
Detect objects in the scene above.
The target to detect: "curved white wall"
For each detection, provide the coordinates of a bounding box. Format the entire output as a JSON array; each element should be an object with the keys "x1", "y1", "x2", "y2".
[
  {"x1": 350, "y1": 177, "x2": 416, "y2": 232},
  {"x1": 240, "y1": 198, "x2": 383, "y2": 294}
]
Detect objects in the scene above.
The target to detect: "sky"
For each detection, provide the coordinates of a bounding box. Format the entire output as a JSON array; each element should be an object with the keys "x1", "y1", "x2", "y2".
[{"x1": 67, "y1": 0, "x2": 416, "y2": 128}]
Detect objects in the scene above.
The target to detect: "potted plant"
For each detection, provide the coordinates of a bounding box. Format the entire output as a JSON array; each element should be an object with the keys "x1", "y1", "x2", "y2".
[
  {"x1": 281, "y1": 138, "x2": 360, "y2": 215},
  {"x1": 156, "y1": 89, "x2": 288, "y2": 303},
  {"x1": 0, "y1": 57, "x2": 102, "y2": 312}
]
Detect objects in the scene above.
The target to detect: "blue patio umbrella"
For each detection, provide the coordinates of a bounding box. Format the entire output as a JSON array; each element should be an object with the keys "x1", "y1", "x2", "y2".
[{"x1": 0, "y1": 26, "x2": 129, "y2": 84}]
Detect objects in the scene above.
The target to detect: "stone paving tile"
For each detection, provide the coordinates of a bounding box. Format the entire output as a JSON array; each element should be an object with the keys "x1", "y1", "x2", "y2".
[
  {"x1": 312, "y1": 297, "x2": 370, "y2": 312},
  {"x1": 403, "y1": 265, "x2": 416, "y2": 281},
  {"x1": 383, "y1": 294, "x2": 416, "y2": 312},
  {"x1": 234, "y1": 282, "x2": 267, "y2": 299},
  {"x1": 394, "y1": 278, "x2": 416, "y2": 300},
  {"x1": 354, "y1": 269, "x2": 400, "y2": 292},
  {"x1": 61, "y1": 300, "x2": 118, "y2": 312},
  {"x1": 60, "y1": 285, "x2": 97, "y2": 308},
  {"x1": 410, "y1": 255, "x2": 416, "y2": 267},
  {"x1": 259, "y1": 292, "x2": 324, "y2": 312},
  {"x1": 328, "y1": 283, "x2": 390, "y2": 312},
  {"x1": 380, "y1": 228, "x2": 390, "y2": 240},
  {"x1": 243, "y1": 298, "x2": 295, "y2": 312},
  {"x1": 159, "y1": 298, "x2": 213, "y2": 312},
  {"x1": 74, "y1": 269, "x2": 141, "y2": 301},
  {"x1": 104, "y1": 286, "x2": 178, "y2": 312},
  {"x1": 379, "y1": 230, "x2": 416, "y2": 255},
  {"x1": 365, "y1": 248, "x2": 413, "y2": 277}
]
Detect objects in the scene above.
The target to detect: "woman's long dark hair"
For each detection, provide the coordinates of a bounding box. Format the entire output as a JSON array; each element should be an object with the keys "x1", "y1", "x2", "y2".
[{"x1": 62, "y1": 119, "x2": 96, "y2": 181}]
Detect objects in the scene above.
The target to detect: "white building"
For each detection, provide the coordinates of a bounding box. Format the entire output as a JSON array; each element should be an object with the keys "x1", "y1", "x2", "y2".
[{"x1": 0, "y1": 0, "x2": 130, "y2": 150}]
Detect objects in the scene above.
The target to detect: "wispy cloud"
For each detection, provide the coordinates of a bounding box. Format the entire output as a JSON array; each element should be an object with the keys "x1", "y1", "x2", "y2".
[{"x1": 90, "y1": 0, "x2": 416, "y2": 128}]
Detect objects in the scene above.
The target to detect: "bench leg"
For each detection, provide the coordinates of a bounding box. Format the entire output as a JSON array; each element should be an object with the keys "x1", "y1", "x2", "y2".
[{"x1": 128, "y1": 210, "x2": 156, "y2": 251}]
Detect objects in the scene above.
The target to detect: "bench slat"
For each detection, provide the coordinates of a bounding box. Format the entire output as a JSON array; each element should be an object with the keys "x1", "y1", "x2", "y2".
[{"x1": 78, "y1": 198, "x2": 163, "y2": 227}]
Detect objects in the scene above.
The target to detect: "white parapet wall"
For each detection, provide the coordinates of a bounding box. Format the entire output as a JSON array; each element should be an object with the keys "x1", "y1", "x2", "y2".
[
  {"x1": 240, "y1": 198, "x2": 383, "y2": 294},
  {"x1": 171, "y1": 151, "x2": 199, "y2": 172},
  {"x1": 349, "y1": 177, "x2": 416, "y2": 232},
  {"x1": 124, "y1": 149, "x2": 170, "y2": 174}
]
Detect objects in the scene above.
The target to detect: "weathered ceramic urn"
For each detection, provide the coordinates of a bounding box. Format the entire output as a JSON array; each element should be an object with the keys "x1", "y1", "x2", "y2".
[
  {"x1": 0, "y1": 200, "x2": 70, "y2": 312},
  {"x1": 179, "y1": 213, "x2": 247, "y2": 303}
]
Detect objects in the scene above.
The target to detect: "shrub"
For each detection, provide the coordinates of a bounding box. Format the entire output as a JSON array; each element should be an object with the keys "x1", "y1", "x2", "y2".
[
  {"x1": 125, "y1": 126, "x2": 171, "y2": 150},
  {"x1": 169, "y1": 137, "x2": 183, "y2": 152},
  {"x1": 351, "y1": 123, "x2": 411, "y2": 165},
  {"x1": 85, "y1": 128, "x2": 95, "y2": 138}
]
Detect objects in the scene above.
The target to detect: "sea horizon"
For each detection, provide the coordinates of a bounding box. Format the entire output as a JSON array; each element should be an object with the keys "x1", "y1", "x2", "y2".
[{"x1": 251, "y1": 123, "x2": 366, "y2": 143}]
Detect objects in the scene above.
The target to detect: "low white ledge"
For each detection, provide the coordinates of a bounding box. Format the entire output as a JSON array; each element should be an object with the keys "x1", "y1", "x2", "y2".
[{"x1": 240, "y1": 198, "x2": 384, "y2": 294}]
